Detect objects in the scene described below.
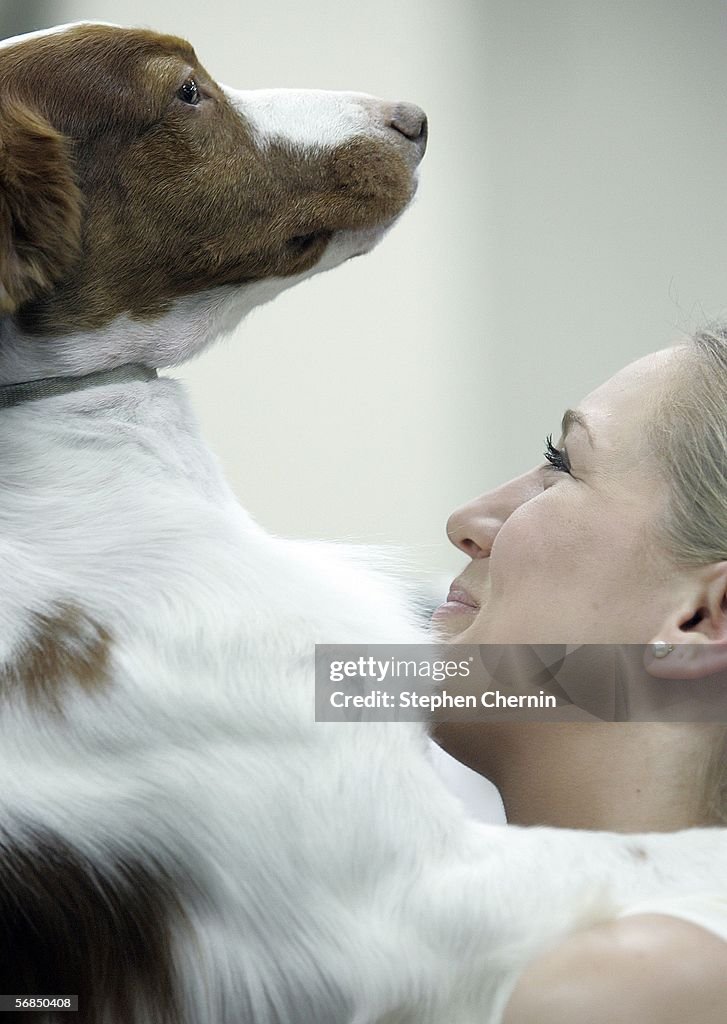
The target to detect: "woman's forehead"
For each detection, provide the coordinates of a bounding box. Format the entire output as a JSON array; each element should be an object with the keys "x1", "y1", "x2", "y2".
[{"x1": 578, "y1": 345, "x2": 685, "y2": 428}]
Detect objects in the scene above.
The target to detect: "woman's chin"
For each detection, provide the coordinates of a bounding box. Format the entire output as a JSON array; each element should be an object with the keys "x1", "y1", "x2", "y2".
[{"x1": 430, "y1": 603, "x2": 480, "y2": 642}]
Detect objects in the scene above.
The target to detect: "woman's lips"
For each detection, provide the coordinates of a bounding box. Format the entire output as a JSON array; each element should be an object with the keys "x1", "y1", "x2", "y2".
[{"x1": 432, "y1": 584, "x2": 480, "y2": 619}]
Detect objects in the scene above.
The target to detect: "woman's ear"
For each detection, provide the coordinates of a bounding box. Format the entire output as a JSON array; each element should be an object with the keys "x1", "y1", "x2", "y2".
[
  {"x1": 0, "y1": 102, "x2": 83, "y2": 316},
  {"x1": 646, "y1": 562, "x2": 727, "y2": 680}
]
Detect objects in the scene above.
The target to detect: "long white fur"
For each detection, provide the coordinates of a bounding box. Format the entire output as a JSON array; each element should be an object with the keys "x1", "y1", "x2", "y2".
[{"x1": 1, "y1": 23, "x2": 725, "y2": 1024}]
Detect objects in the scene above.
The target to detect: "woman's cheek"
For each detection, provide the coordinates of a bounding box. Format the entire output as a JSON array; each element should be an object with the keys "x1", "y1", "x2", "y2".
[
  {"x1": 490, "y1": 489, "x2": 582, "y2": 600},
  {"x1": 487, "y1": 500, "x2": 550, "y2": 598}
]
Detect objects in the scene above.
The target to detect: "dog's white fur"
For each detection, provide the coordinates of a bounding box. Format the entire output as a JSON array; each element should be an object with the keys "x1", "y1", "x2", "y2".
[{"x1": 0, "y1": 22, "x2": 725, "y2": 1024}]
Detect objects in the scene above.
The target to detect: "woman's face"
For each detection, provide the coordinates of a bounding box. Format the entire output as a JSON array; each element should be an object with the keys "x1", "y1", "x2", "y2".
[{"x1": 435, "y1": 346, "x2": 687, "y2": 645}]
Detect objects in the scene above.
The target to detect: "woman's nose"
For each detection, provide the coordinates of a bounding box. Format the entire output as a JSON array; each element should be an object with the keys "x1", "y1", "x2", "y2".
[{"x1": 446, "y1": 469, "x2": 542, "y2": 559}]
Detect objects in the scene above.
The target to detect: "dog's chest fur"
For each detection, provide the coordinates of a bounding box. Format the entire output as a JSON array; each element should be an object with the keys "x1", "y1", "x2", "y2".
[{"x1": 0, "y1": 376, "x2": 437, "y2": 1022}]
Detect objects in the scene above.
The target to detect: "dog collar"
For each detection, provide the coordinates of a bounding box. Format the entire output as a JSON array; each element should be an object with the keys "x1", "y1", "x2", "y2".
[{"x1": 0, "y1": 363, "x2": 158, "y2": 409}]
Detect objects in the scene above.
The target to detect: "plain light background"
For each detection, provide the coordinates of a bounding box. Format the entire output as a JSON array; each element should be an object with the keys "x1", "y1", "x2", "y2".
[
  {"x1": 5, "y1": 0, "x2": 727, "y2": 590},
  {"x1": 3, "y1": 2, "x2": 727, "y2": 821}
]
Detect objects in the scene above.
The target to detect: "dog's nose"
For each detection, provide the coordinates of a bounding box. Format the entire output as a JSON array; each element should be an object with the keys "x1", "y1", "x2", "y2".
[{"x1": 388, "y1": 102, "x2": 428, "y2": 156}]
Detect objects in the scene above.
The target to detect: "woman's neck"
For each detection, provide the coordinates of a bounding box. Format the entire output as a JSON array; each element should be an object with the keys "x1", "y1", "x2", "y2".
[{"x1": 437, "y1": 722, "x2": 720, "y2": 832}]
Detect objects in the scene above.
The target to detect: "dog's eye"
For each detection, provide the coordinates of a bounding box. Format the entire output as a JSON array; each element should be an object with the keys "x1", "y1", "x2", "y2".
[{"x1": 177, "y1": 78, "x2": 201, "y2": 105}]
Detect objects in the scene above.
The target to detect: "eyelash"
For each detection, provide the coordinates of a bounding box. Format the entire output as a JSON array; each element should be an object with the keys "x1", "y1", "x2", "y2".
[{"x1": 543, "y1": 434, "x2": 572, "y2": 474}]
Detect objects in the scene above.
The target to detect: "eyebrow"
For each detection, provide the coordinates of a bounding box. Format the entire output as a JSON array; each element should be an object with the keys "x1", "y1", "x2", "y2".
[{"x1": 561, "y1": 408, "x2": 595, "y2": 447}]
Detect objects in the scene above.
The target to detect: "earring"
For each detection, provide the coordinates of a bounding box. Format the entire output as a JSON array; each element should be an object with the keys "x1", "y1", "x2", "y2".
[{"x1": 652, "y1": 641, "x2": 674, "y2": 659}]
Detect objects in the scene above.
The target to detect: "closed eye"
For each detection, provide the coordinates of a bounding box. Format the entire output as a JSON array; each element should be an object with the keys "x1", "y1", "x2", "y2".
[{"x1": 543, "y1": 434, "x2": 572, "y2": 475}]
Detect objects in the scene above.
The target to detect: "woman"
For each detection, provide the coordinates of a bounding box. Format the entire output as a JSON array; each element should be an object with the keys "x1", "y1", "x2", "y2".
[{"x1": 433, "y1": 326, "x2": 727, "y2": 1022}]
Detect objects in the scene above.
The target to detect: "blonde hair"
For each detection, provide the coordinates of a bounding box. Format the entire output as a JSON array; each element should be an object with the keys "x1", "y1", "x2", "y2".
[{"x1": 647, "y1": 323, "x2": 727, "y2": 823}]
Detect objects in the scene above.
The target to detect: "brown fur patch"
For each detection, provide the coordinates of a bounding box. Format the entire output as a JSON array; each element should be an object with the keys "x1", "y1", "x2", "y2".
[
  {"x1": 0, "y1": 25, "x2": 414, "y2": 336},
  {"x1": 0, "y1": 102, "x2": 82, "y2": 314},
  {"x1": 0, "y1": 825, "x2": 186, "y2": 1023},
  {"x1": 0, "y1": 603, "x2": 111, "y2": 711}
]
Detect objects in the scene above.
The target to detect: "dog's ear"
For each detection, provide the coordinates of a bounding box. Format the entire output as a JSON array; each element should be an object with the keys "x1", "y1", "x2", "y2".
[{"x1": 0, "y1": 102, "x2": 83, "y2": 316}]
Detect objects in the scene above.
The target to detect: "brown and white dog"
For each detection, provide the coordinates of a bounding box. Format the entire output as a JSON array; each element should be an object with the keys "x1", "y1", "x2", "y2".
[{"x1": 0, "y1": 20, "x2": 724, "y2": 1024}]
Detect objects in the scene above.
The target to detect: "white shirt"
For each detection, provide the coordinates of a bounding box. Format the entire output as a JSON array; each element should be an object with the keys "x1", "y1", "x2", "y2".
[{"x1": 620, "y1": 894, "x2": 727, "y2": 944}]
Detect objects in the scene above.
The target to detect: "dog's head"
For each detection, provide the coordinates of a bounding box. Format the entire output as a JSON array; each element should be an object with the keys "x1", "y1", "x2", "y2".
[{"x1": 0, "y1": 22, "x2": 426, "y2": 354}]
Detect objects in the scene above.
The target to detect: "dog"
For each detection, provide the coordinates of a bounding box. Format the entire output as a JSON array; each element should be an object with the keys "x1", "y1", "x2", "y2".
[{"x1": 0, "y1": 21, "x2": 725, "y2": 1024}]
